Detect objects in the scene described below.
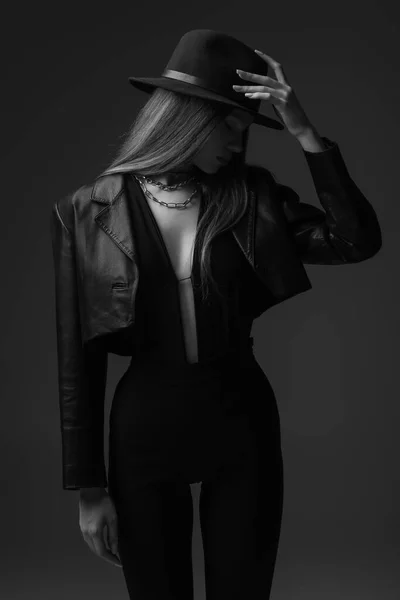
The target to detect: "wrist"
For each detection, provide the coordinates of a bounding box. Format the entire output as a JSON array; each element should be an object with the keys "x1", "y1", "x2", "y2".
[
  {"x1": 295, "y1": 126, "x2": 327, "y2": 152},
  {"x1": 79, "y1": 487, "x2": 107, "y2": 498}
]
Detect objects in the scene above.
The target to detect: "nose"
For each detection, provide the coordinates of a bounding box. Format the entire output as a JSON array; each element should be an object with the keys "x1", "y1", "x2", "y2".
[
  {"x1": 227, "y1": 133, "x2": 246, "y2": 154},
  {"x1": 226, "y1": 143, "x2": 243, "y2": 155}
]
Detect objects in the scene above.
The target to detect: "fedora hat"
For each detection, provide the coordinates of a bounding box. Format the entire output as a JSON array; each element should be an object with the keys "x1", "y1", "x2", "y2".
[{"x1": 128, "y1": 29, "x2": 285, "y2": 131}]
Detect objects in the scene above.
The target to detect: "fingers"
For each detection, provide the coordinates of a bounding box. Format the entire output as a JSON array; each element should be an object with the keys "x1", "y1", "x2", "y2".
[
  {"x1": 79, "y1": 495, "x2": 122, "y2": 568},
  {"x1": 81, "y1": 530, "x2": 97, "y2": 555},
  {"x1": 105, "y1": 520, "x2": 121, "y2": 562},
  {"x1": 81, "y1": 526, "x2": 122, "y2": 568},
  {"x1": 236, "y1": 70, "x2": 279, "y2": 88},
  {"x1": 92, "y1": 533, "x2": 122, "y2": 568},
  {"x1": 254, "y1": 49, "x2": 288, "y2": 85}
]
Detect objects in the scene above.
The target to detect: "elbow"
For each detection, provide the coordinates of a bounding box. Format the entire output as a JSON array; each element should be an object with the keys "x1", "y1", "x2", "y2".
[
  {"x1": 363, "y1": 222, "x2": 383, "y2": 260},
  {"x1": 351, "y1": 229, "x2": 383, "y2": 262},
  {"x1": 358, "y1": 208, "x2": 383, "y2": 261}
]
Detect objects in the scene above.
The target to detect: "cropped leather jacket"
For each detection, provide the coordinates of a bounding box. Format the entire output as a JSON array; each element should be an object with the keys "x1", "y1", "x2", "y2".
[{"x1": 50, "y1": 136, "x2": 382, "y2": 490}]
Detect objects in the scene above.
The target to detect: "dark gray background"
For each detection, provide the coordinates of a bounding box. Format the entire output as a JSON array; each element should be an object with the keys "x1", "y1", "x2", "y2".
[{"x1": 2, "y1": 1, "x2": 398, "y2": 598}]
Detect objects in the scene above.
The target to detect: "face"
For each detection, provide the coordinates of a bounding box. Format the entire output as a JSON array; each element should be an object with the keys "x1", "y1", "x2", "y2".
[{"x1": 192, "y1": 108, "x2": 255, "y2": 173}]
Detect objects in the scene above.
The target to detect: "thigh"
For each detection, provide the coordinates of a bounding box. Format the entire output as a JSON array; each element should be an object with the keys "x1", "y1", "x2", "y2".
[
  {"x1": 109, "y1": 478, "x2": 194, "y2": 600},
  {"x1": 199, "y1": 366, "x2": 284, "y2": 600}
]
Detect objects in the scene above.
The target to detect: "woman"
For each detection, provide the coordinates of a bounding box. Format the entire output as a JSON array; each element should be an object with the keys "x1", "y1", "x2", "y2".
[{"x1": 50, "y1": 30, "x2": 382, "y2": 600}]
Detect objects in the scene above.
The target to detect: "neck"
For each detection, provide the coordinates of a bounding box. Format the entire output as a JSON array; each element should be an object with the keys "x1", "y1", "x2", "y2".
[
  {"x1": 156, "y1": 173, "x2": 190, "y2": 186},
  {"x1": 148, "y1": 164, "x2": 203, "y2": 187}
]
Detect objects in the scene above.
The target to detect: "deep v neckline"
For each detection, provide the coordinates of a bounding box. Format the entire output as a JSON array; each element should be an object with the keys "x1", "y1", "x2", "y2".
[{"x1": 133, "y1": 174, "x2": 204, "y2": 283}]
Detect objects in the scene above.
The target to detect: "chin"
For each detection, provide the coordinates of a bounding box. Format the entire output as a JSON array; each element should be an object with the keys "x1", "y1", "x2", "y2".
[
  {"x1": 192, "y1": 162, "x2": 223, "y2": 183},
  {"x1": 207, "y1": 162, "x2": 224, "y2": 173}
]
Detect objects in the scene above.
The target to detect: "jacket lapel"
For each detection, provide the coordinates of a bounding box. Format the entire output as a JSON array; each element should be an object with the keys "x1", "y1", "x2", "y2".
[
  {"x1": 91, "y1": 174, "x2": 137, "y2": 262},
  {"x1": 90, "y1": 172, "x2": 311, "y2": 301},
  {"x1": 91, "y1": 172, "x2": 257, "y2": 267}
]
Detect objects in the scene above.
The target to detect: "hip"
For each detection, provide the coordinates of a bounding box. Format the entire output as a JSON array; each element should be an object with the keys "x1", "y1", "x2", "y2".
[{"x1": 110, "y1": 340, "x2": 280, "y2": 433}]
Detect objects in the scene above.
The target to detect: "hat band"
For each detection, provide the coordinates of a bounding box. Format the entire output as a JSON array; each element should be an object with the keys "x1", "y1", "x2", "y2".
[{"x1": 162, "y1": 69, "x2": 257, "y2": 111}]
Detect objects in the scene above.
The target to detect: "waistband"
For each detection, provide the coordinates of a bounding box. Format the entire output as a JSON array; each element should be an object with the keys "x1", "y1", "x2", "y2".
[{"x1": 128, "y1": 336, "x2": 256, "y2": 381}]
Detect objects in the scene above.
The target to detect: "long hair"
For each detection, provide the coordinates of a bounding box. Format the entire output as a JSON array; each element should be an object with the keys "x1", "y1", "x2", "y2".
[{"x1": 97, "y1": 87, "x2": 275, "y2": 302}]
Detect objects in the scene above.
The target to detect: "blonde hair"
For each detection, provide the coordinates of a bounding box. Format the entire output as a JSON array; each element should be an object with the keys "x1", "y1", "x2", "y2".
[{"x1": 97, "y1": 87, "x2": 274, "y2": 301}]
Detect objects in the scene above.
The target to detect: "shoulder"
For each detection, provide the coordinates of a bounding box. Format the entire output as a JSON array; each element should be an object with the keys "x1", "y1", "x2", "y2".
[
  {"x1": 51, "y1": 182, "x2": 93, "y2": 234},
  {"x1": 51, "y1": 173, "x2": 125, "y2": 233},
  {"x1": 246, "y1": 163, "x2": 276, "y2": 188}
]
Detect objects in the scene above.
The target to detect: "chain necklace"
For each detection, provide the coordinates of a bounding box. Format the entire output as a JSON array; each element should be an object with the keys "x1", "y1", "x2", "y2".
[
  {"x1": 139, "y1": 172, "x2": 199, "y2": 191},
  {"x1": 133, "y1": 173, "x2": 200, "y2": 210}
]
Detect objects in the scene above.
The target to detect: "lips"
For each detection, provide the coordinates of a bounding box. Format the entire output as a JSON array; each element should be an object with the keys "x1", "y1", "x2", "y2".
[{"x1": 217, "y1": 156, "x2": 229, "y2": 164}]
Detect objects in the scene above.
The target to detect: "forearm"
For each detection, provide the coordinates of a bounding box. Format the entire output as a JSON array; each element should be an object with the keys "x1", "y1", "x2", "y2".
[
  {"x1": 282, "y1": 132, "x2": 382, "y2": 262},
  {"x1": 295, "y1": 126, "x2": 327, "y2": 153}
]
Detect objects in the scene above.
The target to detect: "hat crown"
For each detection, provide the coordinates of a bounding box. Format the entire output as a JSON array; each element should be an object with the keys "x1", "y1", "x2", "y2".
[
  {"x1": 128, "y1": 29, "x2": 284, "y2": 130},
  {"x1": 164, "y1": 29, "x2": 270, "y2": 107}
]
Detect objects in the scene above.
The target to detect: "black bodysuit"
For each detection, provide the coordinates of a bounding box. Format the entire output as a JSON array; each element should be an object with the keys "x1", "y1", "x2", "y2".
[
  {"x1": 125, "y1": 173, "x2": 264, "y2": 364},
  {"x1": 108, "y1": 174, "x2": 284, "y2": 600}
]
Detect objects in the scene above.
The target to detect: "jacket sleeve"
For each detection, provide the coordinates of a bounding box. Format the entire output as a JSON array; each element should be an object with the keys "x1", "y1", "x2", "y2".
[
  {"x1": 50, "y1": 198, "x2": 108, "y2": 491},
  {"x1": 277, "y1": 136, "x2": 382, "y2": 264}
]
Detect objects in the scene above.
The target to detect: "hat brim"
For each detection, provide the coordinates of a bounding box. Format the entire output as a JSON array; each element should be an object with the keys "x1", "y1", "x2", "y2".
[{"x1": 128, "y1": 76, "x2": 284, "y2": 131}]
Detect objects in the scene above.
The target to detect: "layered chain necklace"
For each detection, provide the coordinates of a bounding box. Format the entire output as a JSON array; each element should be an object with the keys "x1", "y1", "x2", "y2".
[{"x1": 133, "y1": 172, "x2": 201, "y2": 210}]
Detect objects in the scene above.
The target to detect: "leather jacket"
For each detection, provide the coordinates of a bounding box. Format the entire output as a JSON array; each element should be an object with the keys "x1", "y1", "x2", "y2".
[{"x1": 50, "y1": 136, "x2": 382, "y2": 490}]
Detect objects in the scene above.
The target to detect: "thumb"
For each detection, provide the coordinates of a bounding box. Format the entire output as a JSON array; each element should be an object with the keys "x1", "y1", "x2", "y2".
[
  {"x1": 106, "y1": 517, "x2": 119, "y2": 557},
  {"x1": 271, "y1": 103, "x2": 285, "y2": 124}
]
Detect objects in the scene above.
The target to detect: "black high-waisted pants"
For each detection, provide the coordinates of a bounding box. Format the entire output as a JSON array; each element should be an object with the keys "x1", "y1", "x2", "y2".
[{"x1": 107, "y1": 341, "x2": 284, "y2": 600}]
